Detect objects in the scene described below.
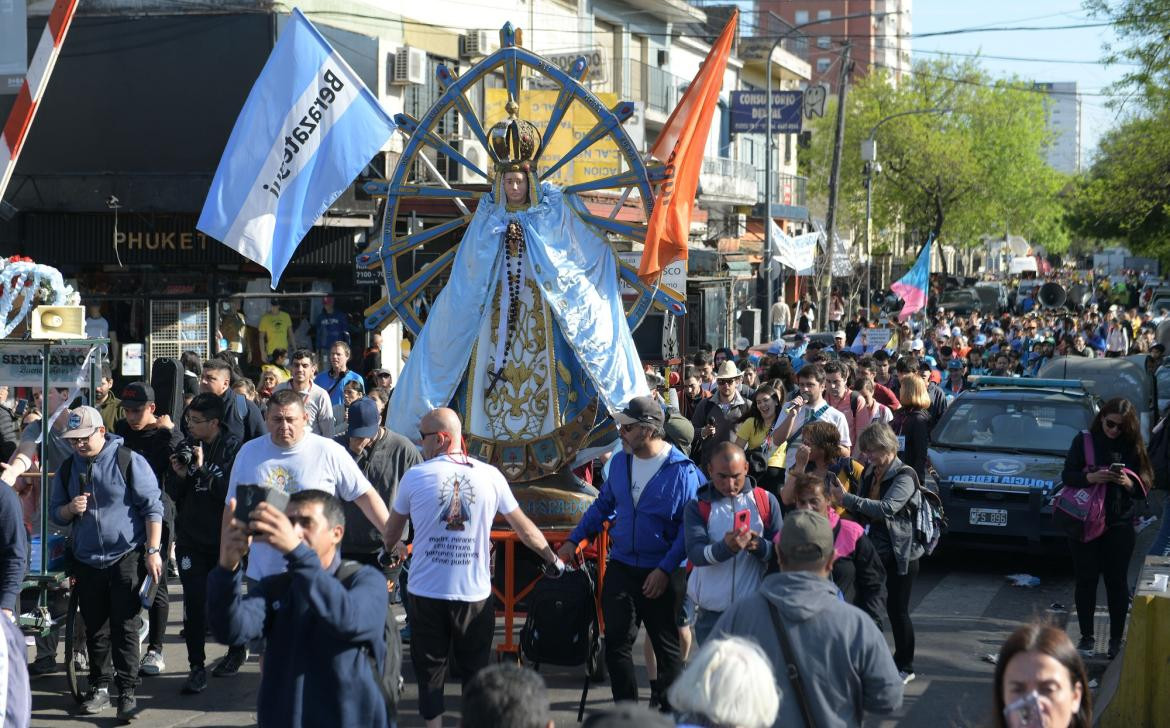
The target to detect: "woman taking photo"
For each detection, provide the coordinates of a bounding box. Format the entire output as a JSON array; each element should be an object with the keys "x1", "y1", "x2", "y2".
[
  {"x1": 781, "y1": 420, "x2": 865, "y2": 512},
  {"x1": 832, "y1": 422, "x2": 923, "y2": 684},
  {"x1": 891, "y1": 375, "x2": 932, "y2": 484},
  {"x1": 734, "y1": 384, "x2": 785, "y2": 497},
  {"x1": 1060, "y1": 398, "x2": 1150, "y2": 659},
  {"x1": 994, "y1": 622, "x2": 1091, "y2": 728}
]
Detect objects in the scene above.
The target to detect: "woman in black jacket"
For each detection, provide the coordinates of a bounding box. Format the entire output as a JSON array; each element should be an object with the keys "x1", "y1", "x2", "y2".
[
  {"x1": 1060, "y1": 398, "x2": 1150, "y2": 660},
  {"x1": 890, "y1": 375, "x2": 931, "y2": 485}
]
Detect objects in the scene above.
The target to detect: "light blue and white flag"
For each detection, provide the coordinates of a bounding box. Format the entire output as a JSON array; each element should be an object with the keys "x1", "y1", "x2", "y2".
[{"x1": 197, "y1": 9, "x2": 395, "y2": 286}]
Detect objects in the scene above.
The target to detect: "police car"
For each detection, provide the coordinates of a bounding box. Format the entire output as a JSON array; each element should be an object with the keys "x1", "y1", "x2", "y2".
[{"x1": 928, "y1": 377, "x2": 1098, "y2": 552}]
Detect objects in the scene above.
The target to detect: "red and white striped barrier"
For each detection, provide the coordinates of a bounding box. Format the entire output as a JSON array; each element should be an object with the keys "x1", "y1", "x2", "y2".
[{"x1": 0, "y1": 0, "x2": 80, "y2": 203}]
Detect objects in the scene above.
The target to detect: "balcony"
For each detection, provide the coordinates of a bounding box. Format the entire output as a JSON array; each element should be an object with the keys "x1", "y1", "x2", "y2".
[
  {"x1": 699, "y1": 156, "x2": 759, "y2": 206},
  {"x1": 756, "y1": 170, "x2": 809, "y2": 221},
  {"x1": 631, "y1": 60, "x2": 685, "y2": 121}
]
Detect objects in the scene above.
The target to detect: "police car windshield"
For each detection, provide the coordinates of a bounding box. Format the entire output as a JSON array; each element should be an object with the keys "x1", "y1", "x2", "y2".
[{"x1": 934, "y1": 398, "x2": 1091, "y2": 454}]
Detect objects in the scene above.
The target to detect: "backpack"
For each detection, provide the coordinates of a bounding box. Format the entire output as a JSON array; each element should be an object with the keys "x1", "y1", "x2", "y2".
[
  {"x1": 59, "y1": 445, "x2": 134, "y2": 495},
  {"x1": 696, "y1": 486, "x2": 772, "y2": 526},
  {"x1": 335, "y1": 561, "x2": 402, "y2": 718},
  {"x1": 520, "y1": 566, "x2": 600, "y2": 668},
  {"x1": 1149, "y1": 416, "x2": 1170, "y2": 491},
  {"x1": 894, "y1": 465, "x2": 946, "y2": 556}
]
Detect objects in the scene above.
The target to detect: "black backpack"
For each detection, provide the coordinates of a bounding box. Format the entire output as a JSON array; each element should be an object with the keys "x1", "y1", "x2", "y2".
[
  {"x1": 520, "y1": 566, "x2": 599, "y2": 668},
  {"x1": 335, "y1": 561, "x2": 402, "y2": 718}
]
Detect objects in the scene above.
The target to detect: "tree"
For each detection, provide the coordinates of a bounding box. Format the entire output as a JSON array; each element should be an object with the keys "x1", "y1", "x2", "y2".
[
  {"x1": 800, "y1": 58, "x2": 1069, "y2": 258},
  {"x1": 1084, "y1": 0, "x2": 1170, "y2": 105}
]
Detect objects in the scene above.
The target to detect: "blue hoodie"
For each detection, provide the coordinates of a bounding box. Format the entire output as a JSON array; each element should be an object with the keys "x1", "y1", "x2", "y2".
[
  {"x1": 49, "y1": 434, "x2": 163, "y2": 568},
  {"x1": 569, "y1": 445, "x2": 702, "y2": 572}
]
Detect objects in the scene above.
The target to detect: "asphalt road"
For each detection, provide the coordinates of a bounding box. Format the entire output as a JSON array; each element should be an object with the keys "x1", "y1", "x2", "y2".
[{"x1": 28, "y1": 502, "x2": 1161, "y2": 728}]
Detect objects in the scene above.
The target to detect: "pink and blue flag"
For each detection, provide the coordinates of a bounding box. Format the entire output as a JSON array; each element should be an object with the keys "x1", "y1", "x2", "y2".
[{"x1": 890, "y1": 238, "x2": 933, "y2": 322}]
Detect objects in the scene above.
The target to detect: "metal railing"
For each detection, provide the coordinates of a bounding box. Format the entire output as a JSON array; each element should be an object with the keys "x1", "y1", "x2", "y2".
[
  {"x1": 631, "y1": 59, "x2": 686, "y2": 114},
  {"x1": 756, "y1": 170, "x2": 808, "y2": 208},
  {"x1": 700, "y1": 156, "x2": 759, "y2": 203}
]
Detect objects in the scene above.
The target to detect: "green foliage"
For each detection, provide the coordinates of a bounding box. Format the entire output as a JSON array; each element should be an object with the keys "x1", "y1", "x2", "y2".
[
  {"x1": 803, "y1": 57, "x2": 1069, "y2": 253},
  {"x1": 1084, "y1": 0, "x2": 1170, "y2": 106}
]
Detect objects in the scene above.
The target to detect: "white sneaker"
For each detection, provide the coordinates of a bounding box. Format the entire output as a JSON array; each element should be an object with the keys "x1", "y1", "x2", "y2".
[
  {"x1": 899, "y1": 670, "x2": 916, "y2": 685},
  {"x1": 139, "y1": 649, "x2": 165, "y2": 676}
]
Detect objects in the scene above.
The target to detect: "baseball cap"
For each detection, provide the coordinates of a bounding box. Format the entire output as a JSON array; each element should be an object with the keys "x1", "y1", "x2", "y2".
[
  {"x1": 62, "y1": 406, "x2": 104, "y2": 439},
  {"x1": 833, "y1": 330, "x2": 846, "y2": 340},
  {"x1": 346, "y1": 398, "x2": 381, "y2": 438},
  {"x1": 582, "y1": 703, "x2": 674, "y2": 728},
  {"x1": 779, "y1": 510, "x2": 834, "y2": 564},
  {"x1": 120, "y1": 382, "x2": 155, "y2": 404},
  {"x1": 947, "y1": 358, "x2": 964, "y2": 370},
  {"x1": 910, "y1": 338, "x2": 924, "y2": 351},
  {"x1": 974, "y1": 334, "x2": 988, "y2": 346},
  {"x1": 613, "y1": 395, "x2": 665, "y2": 428},
  {"x1": 323, "y1": 295, "x2": 335, "y2": 305}
]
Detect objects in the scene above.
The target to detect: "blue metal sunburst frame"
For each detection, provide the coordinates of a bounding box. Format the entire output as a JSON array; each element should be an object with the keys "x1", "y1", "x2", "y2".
[{"x1": 357, "y1": 22, "x2": 685, "y2": 336}]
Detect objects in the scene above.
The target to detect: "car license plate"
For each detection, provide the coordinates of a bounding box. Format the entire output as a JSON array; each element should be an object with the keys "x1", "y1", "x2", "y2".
[{"x1": 969, "y1": 508, "x2": 1008, "y2": 527}]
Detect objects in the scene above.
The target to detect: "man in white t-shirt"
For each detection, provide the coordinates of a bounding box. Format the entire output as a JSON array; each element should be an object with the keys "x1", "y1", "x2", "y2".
[
  {"x1": 772, "y1": 363, "x2": 852, "y2": 470},
  {"x1": 225, "y1": 389, "x2": 390, "y2": 584},
  {"x1": 273, "y1": 349, "x2": 335, "y2": 437},
  {"x1": 383, "y1": 408, "x2": 562, "y2": 728}
]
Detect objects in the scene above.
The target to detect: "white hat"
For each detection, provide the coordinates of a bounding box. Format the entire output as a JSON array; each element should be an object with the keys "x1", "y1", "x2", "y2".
[
  {"x1": 714, "y1": 360, "x2": 742, "y2": 380},
  {"x1": 911, "y1": 338, "x2": 925, "y2": 351},
  {"x1": 62, "y1": 406, "x2": 103, "y2": 439}
]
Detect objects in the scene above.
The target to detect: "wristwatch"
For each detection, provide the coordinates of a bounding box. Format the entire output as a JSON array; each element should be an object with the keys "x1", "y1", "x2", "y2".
[{"x1": 146, "y1": 546, "x2": 161, "y2": 555}]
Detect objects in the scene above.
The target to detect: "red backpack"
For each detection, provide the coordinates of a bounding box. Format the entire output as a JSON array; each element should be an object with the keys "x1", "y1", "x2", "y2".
[{"x1": 696, "y1": 487, "x2": 773, "y2": 526}]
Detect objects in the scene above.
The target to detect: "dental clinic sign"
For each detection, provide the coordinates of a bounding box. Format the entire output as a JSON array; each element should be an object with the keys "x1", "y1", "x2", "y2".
[{"x1": 729, "y1": 90, "x2": 803, "y2": 134}]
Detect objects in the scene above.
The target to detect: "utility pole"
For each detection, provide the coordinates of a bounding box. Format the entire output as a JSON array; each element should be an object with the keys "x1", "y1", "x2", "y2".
[{"x1": 820, "y1": 43, "x2": 851, "y2": 330}]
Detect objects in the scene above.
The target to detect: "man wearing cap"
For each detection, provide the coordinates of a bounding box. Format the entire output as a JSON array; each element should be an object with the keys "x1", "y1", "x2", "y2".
[
  {"x1": 336, "y1": 397, "x2": 421, "y2": 567},
  {"x1": 49, "y1": 406, "x2": 165, "y2": 720},
  {"x1": 313, "y1": 296, "x2": 350, "y2": 359},
  {"x1": 167, "y1": 392, "x2": 245, "y2": 691},
  {"x1": 711, "y1": 510, "x2": 902, "y2": 727},
  {"x1": 942, "y1": 358, "x2": 968, "y2": 399},
  {"x1": 114, "y1": 383, "x2": 182, "y2": 679},
  {"x1": 558, "y1": 395, "x2": 703, "y2": 712},
  {"x1": 831, "y1": 329, "x2": 848, "y2": 355},
  {"x1": 690, "y1": 361, "x2": 751, "y2": 471}
]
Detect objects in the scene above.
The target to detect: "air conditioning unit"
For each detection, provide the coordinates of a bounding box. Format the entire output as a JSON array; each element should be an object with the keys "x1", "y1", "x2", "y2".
[
  {"x1": 461, "y1": 30, "x2": 498, "y2": 59},
  {"x1": 657, "y1": 49, "x2": 669, "y2": 67},
  {"x1": 459, "y1": 144, "x2": 490, "y2": 184},
  {"x1": 390, "y1": 46, "x2": 426, "y2": 86}
]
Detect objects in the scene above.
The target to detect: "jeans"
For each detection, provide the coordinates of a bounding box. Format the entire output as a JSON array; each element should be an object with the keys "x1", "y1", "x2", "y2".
[
  {"x1": 692, "y1": 608, "x2": 723, "y2": 646},
  {"x1": 881, "y1": 554, "x2": 918, "y2": 673},
  {"x1": 73, "y1": 550, "x2": 143, "y2": 693},
  {"x1": 1070, "y1": 524, "x2": 1135, "y2": 642},
  {"x1": 601, "y1": 562, "x2": 686, "y2": 707},
  {"x1": 772, "y1": 324, "x2": 786, "y2": 341},
  {"x1": 1148, "y1": 498, "x2": 1170, "y2": 558},
  {"x1": 406, "y1": 594, "x2": 494, "y2": 721},
  {"x1": 176, "y1": 545, "x2": 217, "y2": 668}
]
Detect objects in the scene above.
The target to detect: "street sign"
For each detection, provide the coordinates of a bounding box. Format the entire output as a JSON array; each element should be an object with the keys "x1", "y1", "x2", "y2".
[
  {"x1": 355, "y1": 266, "x2": 382, "y2": 286},
  {"x1": 729, "y1": 90, "x2": 803, "y2": 134}
]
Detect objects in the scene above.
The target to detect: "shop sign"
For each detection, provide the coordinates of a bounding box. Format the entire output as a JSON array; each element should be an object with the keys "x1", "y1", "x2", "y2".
[{"x1": 0, "y1": 345, "x2": 97, "y2": 387}]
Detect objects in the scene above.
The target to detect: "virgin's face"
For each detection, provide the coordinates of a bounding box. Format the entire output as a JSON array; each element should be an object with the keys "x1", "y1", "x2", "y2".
[{"x1": 503, "y1": 172, "x2": 528, "y2": 205}]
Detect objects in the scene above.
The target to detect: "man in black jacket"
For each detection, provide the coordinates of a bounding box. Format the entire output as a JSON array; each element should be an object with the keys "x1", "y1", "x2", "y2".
[
  {"x1": 335, "y1": 397, "x2": 421, "y2": 567},
  {"x1": 167, "y1": 393, "x2": 244, "y2": 692},
  {"x1": 183, "y1": 359, "x2": 265, "y2": 444},
  {"x1": 788, "y1": 472, "x2": 887, "y2": 627}
]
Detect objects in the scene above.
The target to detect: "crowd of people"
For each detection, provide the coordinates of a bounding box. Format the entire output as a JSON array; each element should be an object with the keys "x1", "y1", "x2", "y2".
[{"x1": 0, "y1": 271, "x2": 1157, "y2": 727}]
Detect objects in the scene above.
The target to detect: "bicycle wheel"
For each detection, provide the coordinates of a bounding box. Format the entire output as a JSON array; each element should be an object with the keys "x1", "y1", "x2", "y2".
[{"x1": 63, "y1": 584, "x2": 84, "y2": 703}]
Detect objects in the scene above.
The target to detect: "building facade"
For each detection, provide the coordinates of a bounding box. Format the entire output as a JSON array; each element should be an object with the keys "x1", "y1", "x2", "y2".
[{"x1": 1036, "y1": 81, "x2": 1082, "y2": 175}]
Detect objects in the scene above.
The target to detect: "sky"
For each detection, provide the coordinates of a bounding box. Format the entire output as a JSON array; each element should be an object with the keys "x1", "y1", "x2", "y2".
[{"x1": 910, "y1": 0, "x2": 1128, "y2": 163}]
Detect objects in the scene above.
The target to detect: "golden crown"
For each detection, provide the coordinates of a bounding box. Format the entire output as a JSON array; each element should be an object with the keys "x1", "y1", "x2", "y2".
[{"x1": 488, "y1": 99, "x2": 541, "y2": 171}]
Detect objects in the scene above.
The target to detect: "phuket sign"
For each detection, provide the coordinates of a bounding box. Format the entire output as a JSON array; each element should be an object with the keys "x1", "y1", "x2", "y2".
[
  {"x1": 729, "y1": 90, "x2": 803, "y2": 134},
  {"x1": 0, "y1": 345, "x2": 96, "y2": 387}
]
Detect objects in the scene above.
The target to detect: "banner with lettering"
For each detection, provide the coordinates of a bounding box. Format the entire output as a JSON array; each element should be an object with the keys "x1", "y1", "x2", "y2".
[
  {"x1": 197, "y1": 9, "x2": 396, "y2": 287},
  {"x1": 0, "y1": 345, "x2": 97, "y2": 387}
]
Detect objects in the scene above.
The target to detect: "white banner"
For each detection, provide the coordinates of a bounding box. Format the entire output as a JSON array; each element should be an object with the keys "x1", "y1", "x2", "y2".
[
  {"x1": 770, "y1": 219, "x2": 819, "y2": 273},
  {"x1": 851, "y1": 327, "x2": 892, "y2": 353},
  {"x1": 0, "y1": 345, "x2": 96, "y2": 387}
]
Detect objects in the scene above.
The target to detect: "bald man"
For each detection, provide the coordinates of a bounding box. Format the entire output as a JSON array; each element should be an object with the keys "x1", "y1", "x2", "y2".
[
  {"x1": 684, "y1": 441, "x2": 782, "y2": 644},
  {"x1": 384, "y1": 408, "x2": 562, "y2": 728}
]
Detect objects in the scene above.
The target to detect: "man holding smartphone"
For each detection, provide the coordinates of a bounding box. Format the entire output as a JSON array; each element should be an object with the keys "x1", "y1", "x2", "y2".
[{"x1": 48, "y1": 406, "x2": 164, "y2": 720}]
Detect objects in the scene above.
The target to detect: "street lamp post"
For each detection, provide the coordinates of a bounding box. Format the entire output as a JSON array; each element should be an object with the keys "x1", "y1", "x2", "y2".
[
  {"x1": 763, "y1": 10, "x2": 888, "y2": 340},
  {"x1": 860, "y1": 107, "x2": 950, "y2": 315}
]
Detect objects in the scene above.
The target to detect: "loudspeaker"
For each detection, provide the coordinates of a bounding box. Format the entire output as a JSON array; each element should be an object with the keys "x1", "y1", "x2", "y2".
[
  {"x1": 1038, "y1": 282, "x2": 1066, "y2": 309},
  {"x1": 738, "y1": 307, "x2": 761, "y2": 346},
  {"x1": 30, "y1": 306, "x2": 85, "y2": 339},
  {"x1": 149, "y1": 358, "x2": 185, "y2": 420},
  {"x1": 631, "y1": 312, "x2": 678, "y2": 362}
]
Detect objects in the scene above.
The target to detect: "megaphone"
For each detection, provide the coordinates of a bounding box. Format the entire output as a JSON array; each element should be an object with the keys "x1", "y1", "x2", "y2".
[
  {"x1": 30, "y1": 305, "x2": 86, "y2": 339},
  {"x1": 1037, "y1": 282, "x2": 1067, "y2": 309}
]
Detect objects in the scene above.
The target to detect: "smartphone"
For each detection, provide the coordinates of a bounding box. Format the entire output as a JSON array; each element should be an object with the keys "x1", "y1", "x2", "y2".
[
  {"x1": 138, "y1": 574, "x2": 155, "y2": 609},
  {"x1": 1109, "y1": 463, "x2": 1125, "y2": 473},
  {"x1": 13, "y1": 399, "x2": 27, "y2": 416},
  {"x1": 734, "y1": 509, "x2": 751, "y2": 533},
  {"x1": 234, "y1": 484, "x2": 290, "y2": 527}
]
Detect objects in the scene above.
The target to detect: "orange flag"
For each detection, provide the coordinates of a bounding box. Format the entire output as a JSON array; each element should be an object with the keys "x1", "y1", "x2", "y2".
[{"x1": 639, "y1": 10, "x2": 737, "y2": 285}]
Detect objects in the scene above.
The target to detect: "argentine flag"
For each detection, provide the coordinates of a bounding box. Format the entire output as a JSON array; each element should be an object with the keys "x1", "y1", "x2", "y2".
[{"x1": 197, "y1": 9, "x2": 396, "y2": 286}]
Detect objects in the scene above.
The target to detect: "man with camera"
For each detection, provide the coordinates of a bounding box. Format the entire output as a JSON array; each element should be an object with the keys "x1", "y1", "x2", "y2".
[
  {"x1": 208, "y1": 489, "x2": 391, "y2": 728},
  {"x1": 167, "y1": 392, "x2": 244, "y2": 691},
  {"x1": 225, "y1": 389, "x2": 391, "y2": 585},
  {"x1": 48, "y1": 406, "x2": 164, "y2": 720},
  {"x1": 114, "y1": 382, "x2": 181, "y2": 680}
]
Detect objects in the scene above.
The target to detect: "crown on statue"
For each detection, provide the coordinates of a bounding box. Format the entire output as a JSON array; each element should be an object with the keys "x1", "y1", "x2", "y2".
[{"x1": 488, "y1": 98, "x2": 541, "y2": 172}]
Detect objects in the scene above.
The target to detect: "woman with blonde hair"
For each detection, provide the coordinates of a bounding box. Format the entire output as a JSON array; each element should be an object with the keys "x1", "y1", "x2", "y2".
[{"x1": 891, "y1": 374, "x2": 931, "y2": 484}]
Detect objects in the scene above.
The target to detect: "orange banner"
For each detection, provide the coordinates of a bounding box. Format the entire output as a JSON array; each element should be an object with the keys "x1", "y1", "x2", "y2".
[{"x1": 639, "y1": 10, "x2": 737, "y2": 285}]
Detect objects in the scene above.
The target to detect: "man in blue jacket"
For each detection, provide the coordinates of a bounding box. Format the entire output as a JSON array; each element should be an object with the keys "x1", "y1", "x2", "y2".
[
  {"x1": 208, "y1": 489, "x2": 389, "y2": 728},
  {"x1": 49, "y1": 406, "x2": 164, "y2": 720},
  {"x1": 557, "y1": 395, "x2": 703, "y2": 711}
]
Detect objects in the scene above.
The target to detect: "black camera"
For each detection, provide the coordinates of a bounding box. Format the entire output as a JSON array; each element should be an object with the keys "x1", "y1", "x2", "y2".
[
  {"x1": 234, "y1": 484, "x2": 290, "y2": 526},
  {"x1": 173, "y1": 440, "x2": 197, "y2": 468}
]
